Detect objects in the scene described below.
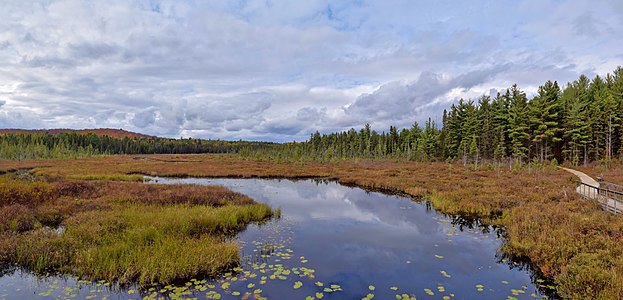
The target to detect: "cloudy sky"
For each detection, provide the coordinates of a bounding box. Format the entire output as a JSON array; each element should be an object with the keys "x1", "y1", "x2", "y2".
[{"x1": 1, "y1": 0, "x2": 622, "y2": 141}]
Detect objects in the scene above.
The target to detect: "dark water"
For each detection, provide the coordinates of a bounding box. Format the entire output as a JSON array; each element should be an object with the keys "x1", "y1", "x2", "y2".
[{"x1": 0, "y1": 178, "x2": 554, "y2": 300}]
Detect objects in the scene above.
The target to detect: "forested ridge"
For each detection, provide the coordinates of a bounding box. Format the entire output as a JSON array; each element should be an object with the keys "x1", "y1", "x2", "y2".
[
  {"x1": 2, "y1": 67, "x2": 622, "y2": 165},
  {"x1": 242, "y1": 67, "x2": 623, "y2": 166},
  {"x1": 0, "y1": 132, "x2": 274, "y2": 160},
  {"x1": 0, "y1": 128, "x2": 152, "y2": 139}
]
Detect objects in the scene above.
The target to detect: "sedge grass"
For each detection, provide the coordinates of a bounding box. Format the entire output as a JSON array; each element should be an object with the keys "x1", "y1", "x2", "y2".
[
  {"x1": 9, "y1": 203, "x2": 276, "y2": 286},
  {"x1": 67, "y1": 174, "x2": 144, "y2": 181},
  {"x1": 3, "y1": 154, "x2": 623, "y2": 298},
  {"x1": 0, "y1": 172, "x2": 277, "y2": 286}
]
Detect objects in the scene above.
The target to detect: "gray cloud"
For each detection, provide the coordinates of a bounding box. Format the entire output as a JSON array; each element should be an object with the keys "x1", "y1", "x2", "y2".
[
  {"x1": 0, "y1": 0, "x2": 621, "y2": 141},
  {"x1": 132, "y1": 108, "x2": 157, "y2": 128},
  {"x1": 297, "y1": 107, "x2": 327, "y2": 122},
  {"x1": 573, "y1": 13, "x2": 600, "y2": 37},
  {"x1": 198, "y1": 93, "x2": 270, "y2": 124},
  {"x1": 339, "y1": 65, "x2": 510, "y2": 130},
  {"x1": 259, "y1": 119, "x2": 308, "y2": 136},
  {"x1": 0, "y1": 108, "x2": 45, "y2": 129}
]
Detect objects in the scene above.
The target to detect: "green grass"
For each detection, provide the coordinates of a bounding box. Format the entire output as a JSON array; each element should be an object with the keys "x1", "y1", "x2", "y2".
[
  {"x1": 66, "y1": 174, "x2": 145, "y2": 181},
  {"x1": 426, "y1": 191, "x2": 499, "y2": 222},
  {"x1": 11, "y1": 204, "x2": 276, "y2": 286},
  {"x1": 0, "y1": 176, "x2": 54, "y2": 206},
  {"x1": 0, "y1": 172, "x2": 278, "y2": 286}
]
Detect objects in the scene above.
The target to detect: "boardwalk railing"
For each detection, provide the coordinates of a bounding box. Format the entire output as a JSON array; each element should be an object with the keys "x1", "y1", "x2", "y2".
[
  {"x1": 600, "y1": 181, "x2": 623, "y2": 194},
  {"x1": 577, "y1": 181, "x2": 623, "y2": 214}
]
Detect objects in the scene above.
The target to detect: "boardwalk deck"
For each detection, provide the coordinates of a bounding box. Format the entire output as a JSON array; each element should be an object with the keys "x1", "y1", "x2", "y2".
[
  {"x1": 561, "y1": 167, "x2": 623, "y2": 215},
  {"x1": 577, "y1": 181, "x2": 623, "y2": 214}
]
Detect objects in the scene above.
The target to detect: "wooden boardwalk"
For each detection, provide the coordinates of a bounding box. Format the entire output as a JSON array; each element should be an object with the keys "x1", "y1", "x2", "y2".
[{"x1": 560, "y1": 167, "x2": 623, "y2": 214}]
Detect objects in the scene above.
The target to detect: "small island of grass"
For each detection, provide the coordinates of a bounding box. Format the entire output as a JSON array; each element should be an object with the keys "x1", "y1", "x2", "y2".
[{"x1": 0, "y1": 172, "x2": 278, "y2": 286}]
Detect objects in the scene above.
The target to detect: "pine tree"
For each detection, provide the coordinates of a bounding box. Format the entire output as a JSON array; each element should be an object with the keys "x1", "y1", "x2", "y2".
[
  {"x1": 477, "y1": 95, "x2": 496, "y2": 159},
  {"x1": 529, "y1": 80, "x2": 563, "y2": 162},
  {"x1": 607, "y1": 67, "x2": 623, "y2": 159},
  {"x1": 494, "y1": 129, "x2": 507, "y2": 164},
  {"x1": 459, "y1": 100, "x2": 479, "y2": 165},
  {"x1": 446, "y1": 101, "x2": 466, "y2": 158},
  {"x1": 588, "y1": 75, "x2": 609, "y2": 162},
  {"x1": 438, "y1": 110, "x2": 449, "y2": 158},
  {"x1": 602, "y1": 88, "x2": 620, "y2": 165},
  {"x1": 469, "y1": 135, "x2": 479, "y2": 165},
  {"x1": 506, "y1": 85, "x2": 530, "y2": 164},
  {"x1": 491, "y1": 92, "x2": 510, "y2": 158},
  {"x1": 418, "y1": 118, "x2": 438, "y2": 161},
  {"x1": 409, "y1": 122, "x2": 422, "y2": 160},
  {"x1": 561, "y1": 78, "x2": 590, "y2": 165}
]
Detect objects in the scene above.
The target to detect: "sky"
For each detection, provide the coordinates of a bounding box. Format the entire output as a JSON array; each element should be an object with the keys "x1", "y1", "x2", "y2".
[{"x1": 0, "y1": 0, "x2": 622, "y2": 142}]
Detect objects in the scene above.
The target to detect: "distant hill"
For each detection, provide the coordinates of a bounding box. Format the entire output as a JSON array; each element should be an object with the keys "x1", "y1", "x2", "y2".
[
  {"x1": 0, "y1": 128, "x2": 154, "y2": 139},
  {"x1": 0, "y1": 128, "x2": 274, "y2": 160}
]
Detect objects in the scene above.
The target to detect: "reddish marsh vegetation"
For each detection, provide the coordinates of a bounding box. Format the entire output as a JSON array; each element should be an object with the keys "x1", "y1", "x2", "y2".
[
  {"x1": 2, "y1": 154, "x2": 623, "y2": 298},
  {"x1": 575, "y1": 161, "x2": 623, "y2": 186},
  {"x1": 0, "y1": 170, "x2": 276, "y2": 286}
]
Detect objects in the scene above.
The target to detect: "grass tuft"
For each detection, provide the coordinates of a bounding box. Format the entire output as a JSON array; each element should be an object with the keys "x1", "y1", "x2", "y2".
[{"x1": 0, "y1": 171, "x2": 276, "y2": 286}]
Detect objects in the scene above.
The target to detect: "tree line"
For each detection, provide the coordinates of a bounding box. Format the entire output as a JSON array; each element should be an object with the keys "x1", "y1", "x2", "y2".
[
  {"x1": 0, "y1": 132, "x2": 274, "y2": 160},
  {"x1": 2, "y1": 67, "x2": 621, "y2": 165},
  {"x1": 240, "y1": 67, "x2": 623, "y2": 166}
]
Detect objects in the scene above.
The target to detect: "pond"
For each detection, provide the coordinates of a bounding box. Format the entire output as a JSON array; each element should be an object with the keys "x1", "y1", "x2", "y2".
[{"x1": 0, "y1": 178, "x2": 556, "y2": 299}]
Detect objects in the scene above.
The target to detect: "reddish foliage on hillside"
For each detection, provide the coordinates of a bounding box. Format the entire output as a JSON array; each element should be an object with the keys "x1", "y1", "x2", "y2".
[{"x1": 0, "y1": 128, "x2": 153, "y2": 139}]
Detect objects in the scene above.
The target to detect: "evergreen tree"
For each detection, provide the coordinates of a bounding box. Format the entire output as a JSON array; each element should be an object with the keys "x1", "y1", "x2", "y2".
[
  {"x1": 561, "y1": 78, "x2": 590, "y2": 165},
  {"x1": 494, "y1": 130, "x2": 507, "y2": 164},
  {"x1": 459, "y1": 100, "x2": 479, "y2": 165},
  {"x1": 409, "y1": 122, "x2": 422, "y2": 160},
  {"x1": 607, "y1": 67, "x2": 623, "y2": 158},
  {"x1": 506, "y1": 85, "x2": 530, "y2": 163},
  {"x1": 491, "y1": 92, "x2": 510, "y2": 157},
  {"x1": 477, "y1": 95, "x2": 496, "y2": 159},
  {"x1": 529, "y1": 80, "x2": 563, "y2": 162}
]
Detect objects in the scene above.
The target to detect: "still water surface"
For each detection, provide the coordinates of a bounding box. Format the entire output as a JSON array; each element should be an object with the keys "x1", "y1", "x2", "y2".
[{"x1": 0, "y1": 178, "x2": 554, "y2": 299}]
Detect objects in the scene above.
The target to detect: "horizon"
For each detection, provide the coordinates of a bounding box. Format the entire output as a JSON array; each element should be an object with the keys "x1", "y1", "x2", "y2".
[{"x1": 1, "y1": 1, "x2": 622, "y2": 142}]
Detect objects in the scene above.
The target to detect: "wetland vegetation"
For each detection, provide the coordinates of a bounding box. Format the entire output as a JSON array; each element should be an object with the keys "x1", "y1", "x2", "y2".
[
  {"x1": 0, "y1": 170, "x2": 277, "y2": 287},
  {"x1": 1, "y1": 155, "x2": 622, "y2": 298}
]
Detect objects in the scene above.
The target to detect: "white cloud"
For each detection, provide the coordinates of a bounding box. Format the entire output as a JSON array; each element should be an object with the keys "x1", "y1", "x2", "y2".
[
  {"x1": 0, "y1": 0, "x2": 620, "y2": 141},
  {"x1": 335, "y1": 66, "x2": 510, "y2": 130}
]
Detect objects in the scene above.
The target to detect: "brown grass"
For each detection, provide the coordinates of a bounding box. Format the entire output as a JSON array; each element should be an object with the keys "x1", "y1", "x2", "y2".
[
  {"x1": 2, "y1": 154, "x2": 622, "y2": 298},
  {"x1": 0, "y1": 169, "x2": 275, "y2": 285},
  {"x1": 574, "y1": 161, "x2": 623, "y2": 186}
]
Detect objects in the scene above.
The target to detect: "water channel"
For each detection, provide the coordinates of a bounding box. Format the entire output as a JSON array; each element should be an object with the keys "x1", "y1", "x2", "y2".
[{"x1": 0, "y1": 178, "x2": 555, "y2": 299}]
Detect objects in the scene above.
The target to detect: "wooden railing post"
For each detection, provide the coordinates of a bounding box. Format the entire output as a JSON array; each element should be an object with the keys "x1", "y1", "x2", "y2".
[{"x1": 575, "y1": 181, "x2": 623, "y2": 214}]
